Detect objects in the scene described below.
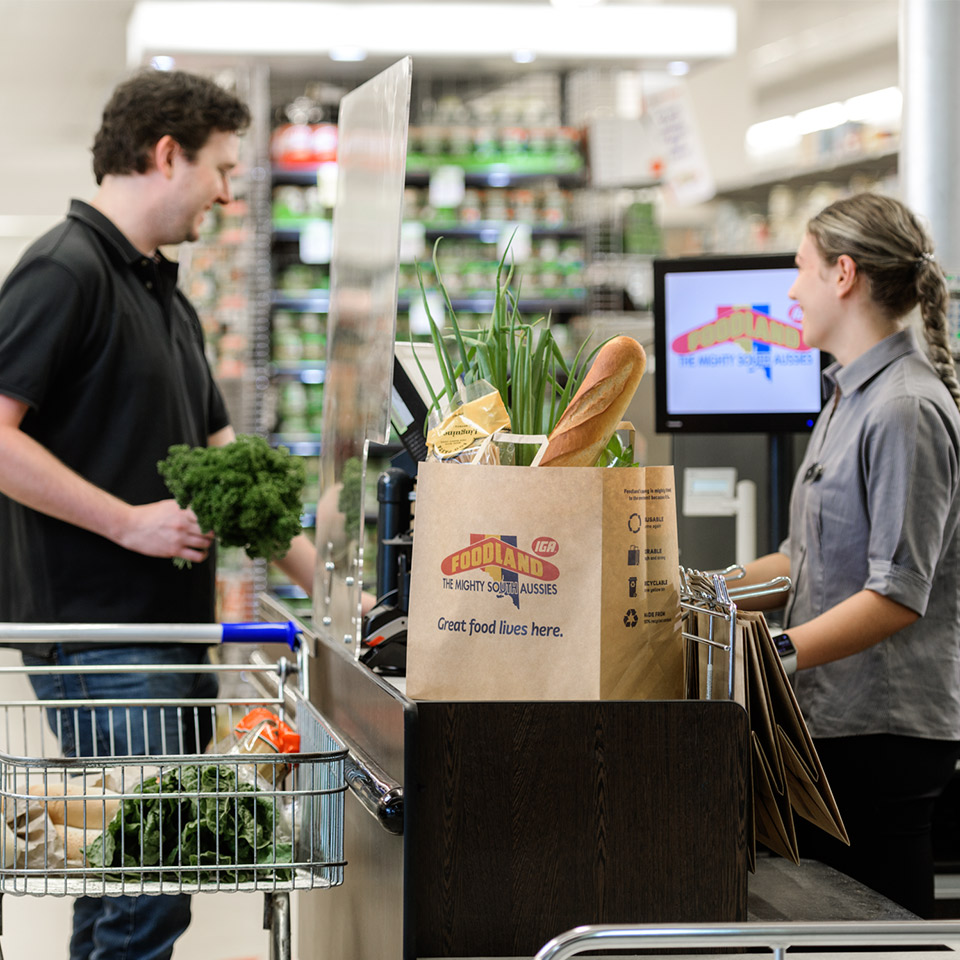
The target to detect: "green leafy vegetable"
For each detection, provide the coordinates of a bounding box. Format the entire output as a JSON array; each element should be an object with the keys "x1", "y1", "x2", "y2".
[
  {"x1": 598, "y1": 432, "x2": 638, "y2": 468},
  {"x1": 413, "y1": 238, "x2": 606, "y2": 466},
  {"x1": 84, "y1": 764, "x2": 292, "y2": 883},
  {"x1": 337, "y1": 457, "x2": 363, "y2": 543},
  {"x1": 158, "y1": 434, "x2": 306, "y2": 563}
]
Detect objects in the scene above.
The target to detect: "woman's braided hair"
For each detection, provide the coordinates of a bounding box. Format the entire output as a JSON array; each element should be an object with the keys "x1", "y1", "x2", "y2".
[{"x1": 806, "y1": 192, "x2": 960, "y2": 413}]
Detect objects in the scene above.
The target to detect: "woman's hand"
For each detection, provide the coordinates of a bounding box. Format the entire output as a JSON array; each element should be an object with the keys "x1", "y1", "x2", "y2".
[
  {"x1": 791, "y1": 589, "x2": 919, "y2": 670},
  {"x1": 733, "y1": 552, "x2": 791, "y2": 611}
]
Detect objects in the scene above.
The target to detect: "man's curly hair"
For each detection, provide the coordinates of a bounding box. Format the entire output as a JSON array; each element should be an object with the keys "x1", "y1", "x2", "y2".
[{"x1": 92, "y1": 70, "x2": 251, "y2": 184}]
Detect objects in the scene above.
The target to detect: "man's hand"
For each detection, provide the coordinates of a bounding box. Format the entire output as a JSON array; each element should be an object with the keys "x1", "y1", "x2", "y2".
[
  {"x1": 117, "y1": 499, "x2": 215, "y2": 563},
  {"x1": 0, "y1": 394, "x2": 226, "y2": 563}
]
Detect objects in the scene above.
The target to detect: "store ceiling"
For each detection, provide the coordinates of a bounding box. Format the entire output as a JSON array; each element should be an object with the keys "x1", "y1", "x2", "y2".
[
  {"x1": 0, "y1": 1, "x2": 897, "y2": 89},
  {"x1": 126, "y1": 0, "x2": 739, "y2": 75}
]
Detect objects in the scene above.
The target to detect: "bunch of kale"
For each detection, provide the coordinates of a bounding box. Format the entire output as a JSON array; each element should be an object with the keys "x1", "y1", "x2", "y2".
[
  {"x1": 84, "y1": 764, "x2": 293, "y2": 883},
  {"x1": 158, "y1": 434, "x2": 306, "y2": 562}
]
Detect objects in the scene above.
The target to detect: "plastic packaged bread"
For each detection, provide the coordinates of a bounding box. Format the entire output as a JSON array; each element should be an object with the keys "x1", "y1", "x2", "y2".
[
  {"x1": 539, "y1": 336, "x2": 647, "y2": 467},
  {"x1": 2, "y1": 820, "x2": 17, "y2": 866},
  {"x1": 55, "y1": 823, "x2": 100, "y2": 866},
  {"x1": 28, "y1": 781, "x2": 121, "y2": 829}
]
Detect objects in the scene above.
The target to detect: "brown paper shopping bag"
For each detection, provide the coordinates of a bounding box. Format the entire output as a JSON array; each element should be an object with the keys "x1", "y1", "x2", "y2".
[
  {"x1": 406, "y1": 461, "x2": 683, "y2": 701},
  {"x1": 743, "y1": 611, "x2": 848, "y2": 847},
  {"x1": 686, "y1": 607, "x2": 848, "y2": 866}
]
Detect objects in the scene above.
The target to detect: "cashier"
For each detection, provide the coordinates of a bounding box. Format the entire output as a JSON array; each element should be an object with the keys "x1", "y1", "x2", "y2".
[{"x1": 739, "y1": 193, "x2": 960, "y2": 918}]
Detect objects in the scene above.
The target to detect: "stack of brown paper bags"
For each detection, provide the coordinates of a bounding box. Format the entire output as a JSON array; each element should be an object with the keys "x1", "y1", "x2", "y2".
[{"x1": 686, "y1": 608, "x2": 849, "y2": 869}]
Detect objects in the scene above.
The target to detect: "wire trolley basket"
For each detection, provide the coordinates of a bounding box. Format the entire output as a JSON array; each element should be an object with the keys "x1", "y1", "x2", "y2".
[{"x1": 0, "y1": 623, "x2": 348, "y2": 901}]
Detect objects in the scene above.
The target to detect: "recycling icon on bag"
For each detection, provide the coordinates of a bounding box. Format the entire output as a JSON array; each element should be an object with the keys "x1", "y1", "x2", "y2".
[{"x1": 623, "y1": 609, "x2": 639, "y2": 628}]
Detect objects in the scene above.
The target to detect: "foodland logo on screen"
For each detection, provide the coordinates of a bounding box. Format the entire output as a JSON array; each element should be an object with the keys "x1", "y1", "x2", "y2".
[
  {"x1": 439, "y1": 534, "x2": 560, "y2": 610},
  {"x1": 672, "y1": 303, "x2": 810, "y2": 380}
]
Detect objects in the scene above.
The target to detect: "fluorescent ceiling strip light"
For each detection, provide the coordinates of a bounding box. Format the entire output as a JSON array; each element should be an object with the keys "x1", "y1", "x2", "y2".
[
  {"x1": 844, "y1": 86, "x2": 901, "y2": 124},
  {"x1": 794, "y1": 102, "x2": 847, "y2": 136},
  {"x1": 746, "y1": 86, "x2": 902, "y2": 157},
  {"x1": 745, "y1": 116, "x2": 800, "y2": 156},
  {"x1": 128, "y1": 2, "x2": 736, "y2": 63},
  {"x1": 330, "y1": 47, "x2": 368, "y2": 62}
]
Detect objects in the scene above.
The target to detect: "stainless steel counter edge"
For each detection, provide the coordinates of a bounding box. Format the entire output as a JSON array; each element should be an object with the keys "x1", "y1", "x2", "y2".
[{"x1": 254, "y1": 594, "x2": 406, "y2": 836}]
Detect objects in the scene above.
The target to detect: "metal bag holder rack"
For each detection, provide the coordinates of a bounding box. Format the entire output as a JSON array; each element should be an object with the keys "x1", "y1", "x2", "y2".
[{"x1": 680, "y1": 565, "x2": 791, "y2": 700}]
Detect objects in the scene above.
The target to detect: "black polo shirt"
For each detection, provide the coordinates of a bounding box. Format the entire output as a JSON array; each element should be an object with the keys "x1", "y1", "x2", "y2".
[{"x1": 0, "y1": 200, "x2": 230, "y2": 642}]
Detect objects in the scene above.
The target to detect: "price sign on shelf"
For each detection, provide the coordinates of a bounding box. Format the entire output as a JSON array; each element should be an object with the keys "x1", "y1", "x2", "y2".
[
  {"x1": 299, "y1": 219, "x2": 333, "y2": 264},
  {"x1": 429, "y1": 165, "x2": 466, "y2": 209},
  {"x1": 646, "y1": 82, "x2": 716, "y2": 206},
  {"x1": 315, "y1": 161, "x2": 338, "y2": 209},
  {"x1": 400, "y1": 221, "x2": 427, "y2": 264},
  {"x1": 497, "y1": 222, "x2": 532, "y2": 264},
  {"x1": 409, "y1": 289, "x2": 445, "y2": 337}
]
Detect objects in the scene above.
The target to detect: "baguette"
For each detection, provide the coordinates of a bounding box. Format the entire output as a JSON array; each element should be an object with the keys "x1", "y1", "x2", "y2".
[{"x1": 539, "y1": 336, "x2": 646, "y2": 467}]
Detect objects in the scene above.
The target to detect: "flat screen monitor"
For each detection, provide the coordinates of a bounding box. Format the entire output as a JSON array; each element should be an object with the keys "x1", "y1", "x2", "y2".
[{"x1": 653, "y1": 253, "x2": 825, "y2": 434}]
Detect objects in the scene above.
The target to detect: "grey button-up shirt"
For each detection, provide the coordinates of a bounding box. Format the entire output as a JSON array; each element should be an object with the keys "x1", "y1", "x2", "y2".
[{"x1": 783, "y1": 327, "x2": 960, "y2": 739}]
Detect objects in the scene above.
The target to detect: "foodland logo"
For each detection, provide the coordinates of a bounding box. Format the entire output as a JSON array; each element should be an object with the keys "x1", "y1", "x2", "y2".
[
  {"x1": 671, "y1": 303, "x2": 809, "y2": 380},
  {"x1": 440, "y1": 534, "x2": 560, "y2": 610},
  {"x1": 672, "y1": 304, "x2": 809, "y2": 354},
  {"x1": 442, "y1": 535, "x2": 560, "y2": 578}
]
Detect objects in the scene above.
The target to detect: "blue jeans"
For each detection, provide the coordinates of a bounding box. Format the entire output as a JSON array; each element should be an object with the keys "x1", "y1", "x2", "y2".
[{"x1": 22, "y1": 644, "x2": 219, "y2": 960}]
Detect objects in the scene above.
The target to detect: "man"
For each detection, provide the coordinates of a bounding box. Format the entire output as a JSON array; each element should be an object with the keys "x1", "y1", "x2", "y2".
[{"x1": 0, "y1": 68, "x2": 314, "y2": 960}]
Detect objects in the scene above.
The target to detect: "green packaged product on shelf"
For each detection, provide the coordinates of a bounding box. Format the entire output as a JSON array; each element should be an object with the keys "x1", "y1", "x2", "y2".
[
  {"x1": 273, "y1": 325, "x2": 303, "y2": 362},
  {"x1": 301, "y1": 332, "x2": 325, "y2": 362}
]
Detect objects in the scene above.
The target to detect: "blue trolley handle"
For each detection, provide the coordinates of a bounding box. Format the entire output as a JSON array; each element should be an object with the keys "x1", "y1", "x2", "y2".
[{"x1": 220, "y1": 621, "x2": 300, "y2": 651}]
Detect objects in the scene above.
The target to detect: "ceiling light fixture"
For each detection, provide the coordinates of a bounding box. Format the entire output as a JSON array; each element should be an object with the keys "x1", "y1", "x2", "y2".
[
  {"x1": 127, "y1": 3, "x2": 736, "y2": 65},
  {"x1": 329, "y1": 47, "x2": 367, "y2": 62},
  {"x1": 745, "y1": 86, "x2": 902, "y2": 159},
  {"x1": 844, "y1": 86, "x2": 901, "y2": 124},
  {"x1": 745, "y1": 116, "x2": 800, "y2": 157},
  {"x1": 794, "y1": 102, "x2": 847, "y2": 136}
]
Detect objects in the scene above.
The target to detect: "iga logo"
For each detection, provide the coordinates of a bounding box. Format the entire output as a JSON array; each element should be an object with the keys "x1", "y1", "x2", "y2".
[
  {"x1": 441, "y1": 534, "x2": 560, "y2": 610},
  {"x1": 531, "y1": 537, "x2": 559, "y2": 556}
]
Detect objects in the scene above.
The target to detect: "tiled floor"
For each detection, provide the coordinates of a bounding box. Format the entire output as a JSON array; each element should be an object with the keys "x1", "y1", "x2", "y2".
[{"x1": 1, "y1": 890, "x2": 277, "y2": 959}]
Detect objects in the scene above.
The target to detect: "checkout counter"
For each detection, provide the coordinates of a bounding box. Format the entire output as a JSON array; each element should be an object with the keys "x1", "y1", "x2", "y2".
[
  {"x1": 275, "y1": 594, "x2": 750, "y2": 960},
  {"x1": 297, "y1": 60, "x2": 748, "y2": 957},
  {"x1": 268, "y1": 592, "x2": 921, "y2": 960},
  {"x1": 282, "y1": 59, "x2": 916, "y2": 960}
]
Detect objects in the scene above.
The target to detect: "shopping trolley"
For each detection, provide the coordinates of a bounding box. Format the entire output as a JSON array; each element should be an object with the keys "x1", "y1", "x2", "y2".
[{"x1": 0, "y1": 620, "x2": 348, "y2": 960}]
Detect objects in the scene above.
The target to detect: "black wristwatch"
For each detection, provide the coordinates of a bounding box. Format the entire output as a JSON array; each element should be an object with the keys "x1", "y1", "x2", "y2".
[{"x1": 772, "y1": 632, "x2": 798, "y2": 677}]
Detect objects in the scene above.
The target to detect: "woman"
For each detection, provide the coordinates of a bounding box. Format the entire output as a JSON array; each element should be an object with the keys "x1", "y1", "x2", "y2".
[{"x1": 742, "y1": 193, "x2": 960, "y2": 917}]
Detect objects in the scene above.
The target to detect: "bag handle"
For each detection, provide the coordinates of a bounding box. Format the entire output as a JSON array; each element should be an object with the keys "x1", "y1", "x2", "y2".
[
  {"x1": 469, "y1": 431, "x2": 550, "y2": 466},
  {"x1": 617, "y1": 420, "x2": 636, "y2": 453},
  {"x1": 471, "y1": 423, "x2": 635, "y2": 467}
]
